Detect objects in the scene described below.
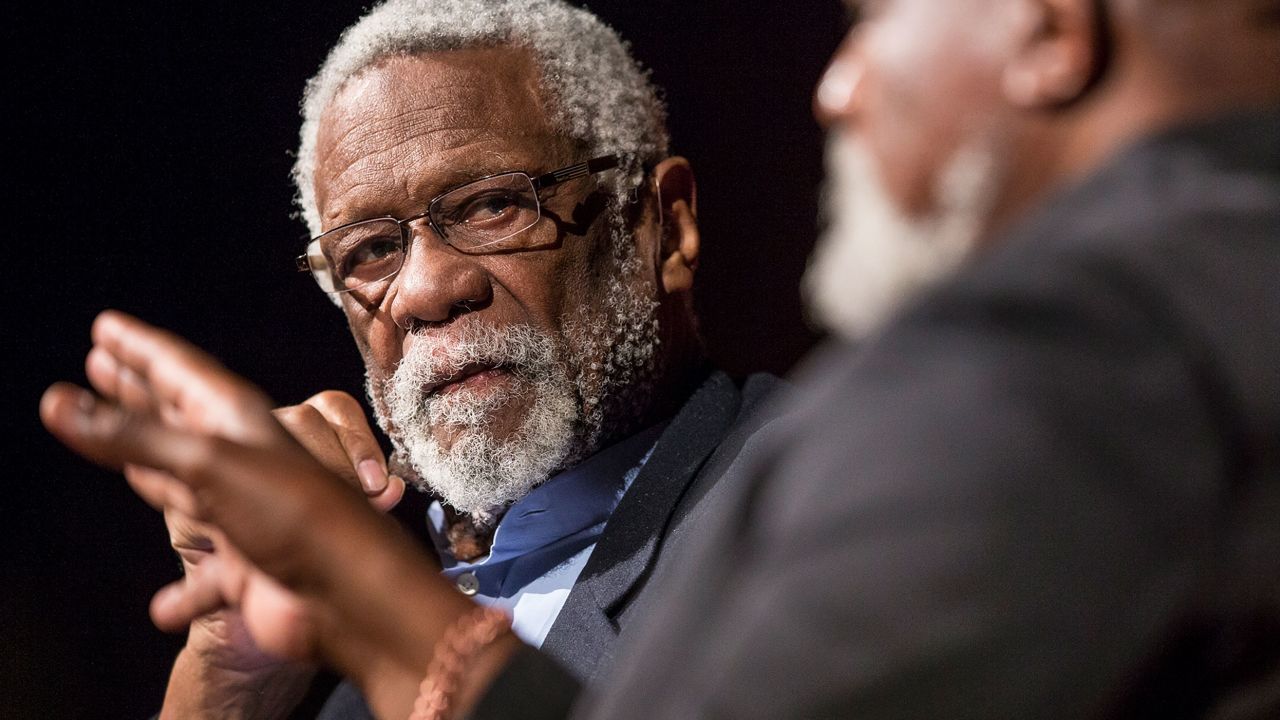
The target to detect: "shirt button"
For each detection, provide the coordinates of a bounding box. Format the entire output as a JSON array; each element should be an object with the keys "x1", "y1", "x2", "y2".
[{"x1": 456, "y1": 572, "x2": 479, "y2": 596}]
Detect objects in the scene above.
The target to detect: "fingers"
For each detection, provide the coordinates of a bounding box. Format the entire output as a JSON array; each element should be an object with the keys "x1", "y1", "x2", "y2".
[
  {"x1": 43, "y1": 381, "x2": 374, "y2": 580},
  {"x1": 89, "y1": 310, "x2": 278, "y2": 442},
  {"x1": 41, "y1": 382, "x2": 313, "y2": 530},
  {"x1": 164, "y1": 505, "x2": 218, "y2": 568},
  {"x1": 87, "y1": 346, "x2": 157, "y2": 415},
  {"x1": 305, "y1": 391, "x2": 405, "y2": 509},
  {"x1": 43, "y1": 383, "x2": 218, "y2": 511},
  {"x1": 124, "y1": 464, "x2": 199, "y2": 517},
  {"x1": 304, "y1": 392, "x2": 387, "y2": 491},
  {"x1": 369, "y1": 475, "x2": 405, "y2": 512},
  {"x1": 277, "y1": 391, "x2": 405, "y2": 511},
  {"x1": 44, "y1": 383, "x2": 203, "y2": 474},
  {"x1": 44, "y1": 383, "x2": 282, "y2": 538},
  {"x1": 273, "y1": 404, "x2": 360, "y2": 484},
  {"x1": 151, "y1": 559, "x2": 234, "y2": 632}
]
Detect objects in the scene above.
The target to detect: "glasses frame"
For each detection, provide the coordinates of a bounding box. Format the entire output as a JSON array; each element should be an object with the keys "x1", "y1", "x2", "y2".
[{"x1": 296, "y1": 154, "x2": 621, "y2": 294}]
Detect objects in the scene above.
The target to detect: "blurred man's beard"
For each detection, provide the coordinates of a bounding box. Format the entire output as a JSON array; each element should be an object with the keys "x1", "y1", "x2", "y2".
[
  {"x1": 803, "y1": 132, "x2": 998, "y2": 341},
  {"x1": 367, "y1": 269, "x2": 660, "y2": 518}
]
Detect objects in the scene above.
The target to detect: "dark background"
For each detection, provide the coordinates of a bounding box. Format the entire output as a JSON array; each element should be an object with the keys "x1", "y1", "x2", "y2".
[{"x1": 3, "y1": 2, "x2": 844, "y2": 716}]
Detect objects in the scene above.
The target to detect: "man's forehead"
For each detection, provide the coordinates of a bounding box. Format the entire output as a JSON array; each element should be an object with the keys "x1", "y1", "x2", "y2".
[{"x1": 312, "y1": 48, "x2": 571, "y2": 215}]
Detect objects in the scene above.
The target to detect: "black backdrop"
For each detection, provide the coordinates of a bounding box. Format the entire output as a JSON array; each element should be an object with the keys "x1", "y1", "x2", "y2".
[{"x1": 3, "y1": 2, "x2": 845, "y2": 716}]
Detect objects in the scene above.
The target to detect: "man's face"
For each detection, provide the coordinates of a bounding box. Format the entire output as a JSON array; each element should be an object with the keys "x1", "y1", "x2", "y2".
[
  {"x1": 311, "y1": 48, "x2": 661, "y2": 515},
  {"x1": 817, "y1": 0, "x2": 1012, "y2": 214},
  {"x1": 806, "y1": 0, "x2": 1015, "y2": 337}
]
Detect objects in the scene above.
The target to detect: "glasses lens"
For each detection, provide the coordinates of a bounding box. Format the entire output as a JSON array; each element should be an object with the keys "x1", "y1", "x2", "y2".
[
  {"x1": 431, "y1": 173, "x2": 541, "y2": 250},
  {"x1": 310, "y1": 218, "x2": 405, "y2": 293}
]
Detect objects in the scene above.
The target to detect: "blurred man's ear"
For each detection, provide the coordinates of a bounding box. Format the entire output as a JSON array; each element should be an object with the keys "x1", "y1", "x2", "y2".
[
  {"x1": 1002, "y1": 0, "x2": 1102, "y2": 108},
  {"x1": 651, "y1": 157, "x2": 699, "y2": 294}
]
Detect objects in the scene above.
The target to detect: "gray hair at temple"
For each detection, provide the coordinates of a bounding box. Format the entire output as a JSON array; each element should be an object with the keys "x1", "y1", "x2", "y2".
[{"x1": 292, "y1": 0, "x2": 670, "y2": 238}]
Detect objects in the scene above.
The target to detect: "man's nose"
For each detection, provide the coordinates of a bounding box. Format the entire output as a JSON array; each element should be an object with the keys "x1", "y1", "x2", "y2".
[
  {"x1": 814, "y1": 35, "x2": 863, "y2": 128},
  {"x1": 385, "y1": 224, "x2": 493, "y2": 329}
]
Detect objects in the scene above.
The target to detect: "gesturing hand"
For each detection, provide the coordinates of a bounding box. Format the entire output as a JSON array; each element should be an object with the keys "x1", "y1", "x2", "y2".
[
  {"x1": 128, "y1": 386, "x2": 408, "y2": 719},
  {"x1": 150, "y1": 388, "x2": 405, "y2": 641},
  {"x1": 41, "y1": 312, "x2": 498, "y2": 717},
  {"x1": 48, "y1": 310, "x2": 358, "y2": 658}
]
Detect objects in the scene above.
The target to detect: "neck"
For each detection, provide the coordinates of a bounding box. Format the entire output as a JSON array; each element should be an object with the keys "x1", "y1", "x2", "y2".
[{"x1": 443, "y1": 505, "x2": 500, "y2": 561}]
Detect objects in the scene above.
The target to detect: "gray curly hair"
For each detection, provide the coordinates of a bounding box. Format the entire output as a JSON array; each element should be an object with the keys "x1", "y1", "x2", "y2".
[{"x1": 292, "y1": 0, "x2": 670, "y2": 239}]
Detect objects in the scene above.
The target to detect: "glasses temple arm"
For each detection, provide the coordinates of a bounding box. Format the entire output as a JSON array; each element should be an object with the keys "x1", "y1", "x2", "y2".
[{"x1": 531, "y1": 154, "x2": 620, "y2": 191}]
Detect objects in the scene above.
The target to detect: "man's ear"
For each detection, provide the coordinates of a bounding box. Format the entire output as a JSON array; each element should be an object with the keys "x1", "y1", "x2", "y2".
[
  {"x1": 651, "y1": 156, "x2": 699, "y2": 295},
  {"x1": 1001, "y1": 0, "x2": 1103, "y2": 108}
]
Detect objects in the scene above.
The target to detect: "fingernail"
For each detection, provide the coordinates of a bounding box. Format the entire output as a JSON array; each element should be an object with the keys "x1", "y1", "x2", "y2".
[{"x1": 357, "y1": 459, "x2": 388, "y2": 494}]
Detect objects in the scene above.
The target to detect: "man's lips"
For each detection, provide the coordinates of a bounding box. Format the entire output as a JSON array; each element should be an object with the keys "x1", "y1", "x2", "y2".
[{"x1": 423, "y1": 364, "x2": 510, "y2": 396}]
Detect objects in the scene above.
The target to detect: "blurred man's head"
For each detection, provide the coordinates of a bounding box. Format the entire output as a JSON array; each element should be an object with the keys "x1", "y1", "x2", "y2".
[
  {"x1": 805, "y1": 0, "x2": 1280, "y2": 339},
  {"x1": 294, "y1": 0, "x2": 703, "y2": 516}
]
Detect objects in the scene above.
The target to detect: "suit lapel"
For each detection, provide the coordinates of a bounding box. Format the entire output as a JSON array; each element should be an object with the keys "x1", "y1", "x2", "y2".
[{"x1": 540, "y1": 372, "x2": 743, "y2": 679}]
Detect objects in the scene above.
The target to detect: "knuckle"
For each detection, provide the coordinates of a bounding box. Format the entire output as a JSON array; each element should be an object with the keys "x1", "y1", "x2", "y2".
[
  {"x1": 309, "y1": 390, "x2": 361, "y2": 417},
  {"x1": 339, "y1": 421, "x2": 378, "y2": 448},
  {"x1": 273, "y1": 403, "x2": 322, "y2": 430}
]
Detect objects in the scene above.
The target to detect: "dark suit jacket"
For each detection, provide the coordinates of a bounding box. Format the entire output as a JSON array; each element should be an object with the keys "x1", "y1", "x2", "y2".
[
  {"x1": 316, "y1": 369, "x2": 782, "y2": 718},
  {"x1": 477, "y1": 109, "x2": 1280, "y2": 719},
  {"x1": 577, "y1": 108, "x2": 1280, "y2": 719}
]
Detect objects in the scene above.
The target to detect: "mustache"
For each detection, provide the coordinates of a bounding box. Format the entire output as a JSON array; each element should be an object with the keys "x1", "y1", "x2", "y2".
[{"x1": 391, "y1": 323, "x2": 560, "y2": 389}]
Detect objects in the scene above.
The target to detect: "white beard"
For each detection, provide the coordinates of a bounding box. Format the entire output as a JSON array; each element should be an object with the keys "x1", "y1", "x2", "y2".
[
  {"x1": 366, "y1": 263, "x2": 660, "y2": 518},
  {"x1": 803, "y1": 132, "x2": 998, "y2": 341},
  {"x1": 374, "y1": 323, "x2": 579, "y2": 517}
]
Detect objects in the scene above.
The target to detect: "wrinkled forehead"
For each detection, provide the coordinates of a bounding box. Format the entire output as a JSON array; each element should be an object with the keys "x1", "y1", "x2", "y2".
[{"x1": 312, "y1": 45, "x2": 573, "y2": 215}]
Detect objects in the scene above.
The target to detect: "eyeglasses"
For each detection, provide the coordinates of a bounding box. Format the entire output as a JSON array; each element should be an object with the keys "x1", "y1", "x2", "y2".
[{"x1": 297, "y1": 154, "x2": 620, "y2": 294}]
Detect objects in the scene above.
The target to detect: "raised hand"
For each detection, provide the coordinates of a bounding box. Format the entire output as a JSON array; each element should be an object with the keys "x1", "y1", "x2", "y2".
[
  {"x1": 125, "y1": 387, "x2": 406, "y2": 718},
  {"x1": 41, "y1": 310, "x2": 497, "y2": 719},
  {"x1": 55, "y1": 311, "x2": 352, "y2": 654}
]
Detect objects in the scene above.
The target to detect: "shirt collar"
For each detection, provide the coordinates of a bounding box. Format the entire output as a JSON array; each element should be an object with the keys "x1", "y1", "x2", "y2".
[{"x1": 427, "y1": 422, "x2": 665, "y2": 595}]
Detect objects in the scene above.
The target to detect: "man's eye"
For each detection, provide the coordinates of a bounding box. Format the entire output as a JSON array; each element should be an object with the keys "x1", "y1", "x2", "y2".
[
  {"x1": 457, "y1": 190, "x2": 523, "y2": 224},
  {"x1": 349, "y1": 237, "x2": 401, "y2": 265},
  {"x1": 328, "y1": 230, "x2": 403, "y2": 280}
]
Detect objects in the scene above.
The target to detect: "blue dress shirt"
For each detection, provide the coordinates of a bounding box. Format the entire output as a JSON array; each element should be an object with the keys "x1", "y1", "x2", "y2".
[{"x1": 427, "y1": 424, "x2": 663, "y2": 647}]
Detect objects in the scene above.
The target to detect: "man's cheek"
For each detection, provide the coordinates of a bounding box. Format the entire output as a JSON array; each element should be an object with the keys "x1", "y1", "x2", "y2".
[
  {"x1": 346, "y1": 317, "x2": 399, "y2": 379},
  {"x1": 340, "y1": 304, "x2": 375, "y2": 353}
]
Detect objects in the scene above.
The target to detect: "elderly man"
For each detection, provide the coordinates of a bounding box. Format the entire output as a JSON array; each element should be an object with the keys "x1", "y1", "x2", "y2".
[
  {"x1": 78, "y1": 1, "x2": 776, "y2": 718},
  {"x1": 42, "y1": 0, "x2": 1280, "y2": 719}
]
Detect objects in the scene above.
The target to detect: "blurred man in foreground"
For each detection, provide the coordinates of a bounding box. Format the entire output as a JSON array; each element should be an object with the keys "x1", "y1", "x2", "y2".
[
  {"x1": 581, "y1": 0, "x2": 1280, "y2": 717},
  {"x1": 42, "y1": 0, "x2": 1279, "y2": 718}
]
